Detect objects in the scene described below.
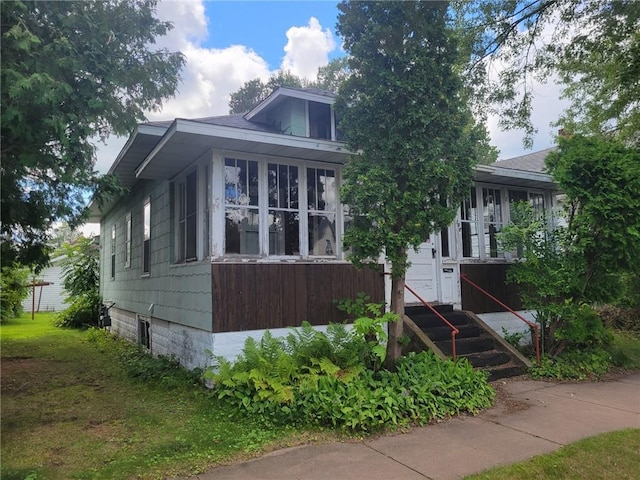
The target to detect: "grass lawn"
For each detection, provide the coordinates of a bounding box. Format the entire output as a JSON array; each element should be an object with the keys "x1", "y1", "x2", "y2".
[
  {"x1": 0, "y1": 313, "x2": 337, "y2": 480},
  {"x1": 2, "y1": 313, "x2": 639, "y2": 479},
  {"x1": 465, "y1": 429, "x2": 640, "y2": 479}
]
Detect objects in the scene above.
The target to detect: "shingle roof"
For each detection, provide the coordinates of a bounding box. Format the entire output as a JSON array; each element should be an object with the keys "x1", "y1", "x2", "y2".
[
  {"x1": 142, "y1": 113, "x2": 280, "y2": 133},
  {"x1": 492, "y1": 147, "x2": 556, "y2": 173}
]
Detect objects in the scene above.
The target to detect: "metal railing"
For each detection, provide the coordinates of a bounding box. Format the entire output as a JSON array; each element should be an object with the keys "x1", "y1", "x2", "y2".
[
  {"x1": 460, "y1": 273, "x2": 540, "y2": 365},
  {"x1": 386, "y1": 272, "x2": 460, "y2": 360}
]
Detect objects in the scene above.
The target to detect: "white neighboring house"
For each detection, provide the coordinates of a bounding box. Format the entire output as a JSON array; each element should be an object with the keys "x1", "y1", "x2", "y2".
[{"x1": 22, "y1": 255, "x2": 67, "y2": 313}]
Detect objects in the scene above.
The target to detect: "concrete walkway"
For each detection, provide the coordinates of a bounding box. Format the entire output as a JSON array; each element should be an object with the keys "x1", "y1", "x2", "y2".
[{"x1": 191, "y1": 372, "x2": 640, "y2": 480}]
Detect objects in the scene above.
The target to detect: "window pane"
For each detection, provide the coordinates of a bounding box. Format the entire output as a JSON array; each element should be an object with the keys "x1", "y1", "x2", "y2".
[
  {"x1": 307, "y1": 168, "x2": 336, "y2": 212},
  {"x1": 225, "y1": 208, "x2": 259, "y2": 254},
  {"x1": 143, "y1": 201, "x2": 150, "y2": 273},
  {"x1": 269, "y1": 210, "x2": 300, "y2": 255},
  {"x1": 186, "y1": 214, "x2": 197, "y2": 260},
  {"x1": 308, "y1": 213, "x2": 336, "y2": 256},
  {"x1": 225, "y1": 158, "x2": 258, "y2": 206}
]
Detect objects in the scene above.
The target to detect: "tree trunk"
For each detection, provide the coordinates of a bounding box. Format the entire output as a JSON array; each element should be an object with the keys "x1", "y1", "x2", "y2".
[{"x1": 386, "y1": 272, "x2": 406, "y2": 370}]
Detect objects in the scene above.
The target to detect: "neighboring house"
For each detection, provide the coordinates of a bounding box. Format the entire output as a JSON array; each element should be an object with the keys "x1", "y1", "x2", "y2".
[
  {"x1": 89, "y1": 86, "x2": 558, "y2": 370},
  {"x1": 22, "y1": 255, "x2": 67, "y2": 313}
]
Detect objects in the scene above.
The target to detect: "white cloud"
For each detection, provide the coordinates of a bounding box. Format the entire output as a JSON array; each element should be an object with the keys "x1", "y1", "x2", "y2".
[
  {"x1": 96, "y1": 6, "x2": 338, "y2": 174},
  {"x1": 280, "y1": 17, "x2": 336, "y2": 80}
]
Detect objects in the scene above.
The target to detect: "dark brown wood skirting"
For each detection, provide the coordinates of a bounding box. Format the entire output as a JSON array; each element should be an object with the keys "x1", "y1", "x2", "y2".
[
  {"x1": 211, "y1": 263, "x2": 384, "y2": 332},
  {"x1": 460, "y1": 263, "x2": 523, "y2": 313}
]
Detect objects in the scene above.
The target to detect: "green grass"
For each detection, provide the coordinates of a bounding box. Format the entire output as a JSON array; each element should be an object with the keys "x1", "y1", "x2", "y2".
[
  {"x1": 608, "y1": 330, "x2": 640, "y2": 369},
  {"x1": 0, "y1": 313, "x2": 337, "y2": 480},
  {"x1": 465, "y1": 429, "x2": 640, "y2": 479}
]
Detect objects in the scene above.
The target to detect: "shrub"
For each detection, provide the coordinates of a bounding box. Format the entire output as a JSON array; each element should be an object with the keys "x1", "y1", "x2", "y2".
[
  {"x1": 206, "y1": 327, "x2": 494, "y2": 432},
  {"x1": 0, "y1": 265, "x2": 30, "y2": 323},
  {"x1": 54, "y1": 293, "x2": 101, "y2": 328},
  {"x1": 530, "y1": 348, "x2": 612, "y2": 380}
]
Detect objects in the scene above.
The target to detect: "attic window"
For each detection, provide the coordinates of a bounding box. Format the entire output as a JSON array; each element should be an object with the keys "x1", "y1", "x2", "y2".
[{"x1": 308, "y1": 101, "x2": 331, "y2": 140}]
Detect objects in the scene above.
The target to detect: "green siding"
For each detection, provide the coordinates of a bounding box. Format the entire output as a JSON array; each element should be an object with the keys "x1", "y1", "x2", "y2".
[{"x1": 100, "y1": 179, "x2": 213, "y2": 332}]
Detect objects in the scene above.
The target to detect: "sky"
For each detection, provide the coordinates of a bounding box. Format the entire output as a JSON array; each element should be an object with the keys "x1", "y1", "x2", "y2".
[{"x1": 93, "y1": 0, "x2": 569, "y2": 178}]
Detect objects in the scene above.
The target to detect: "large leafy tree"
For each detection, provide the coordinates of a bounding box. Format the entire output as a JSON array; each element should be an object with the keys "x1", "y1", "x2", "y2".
[
  {"x1": 336, "y1": 0, "x2": 486, "y2": 364},
  {"x1": 455, "y1": 0, "x2": 640, "y2": 146},
  {"x1": 1, "y1": 0, "x2": 184, "y2": 270},
  {"x1": 229, "y1": 70, "x2": 304, "y2": 114},
  {"x1": 228, "y1": 58, "x2": 351, "y2": 114},
  {"x1": 501, "y1": 135, "x2": 640, "y2": 354}
]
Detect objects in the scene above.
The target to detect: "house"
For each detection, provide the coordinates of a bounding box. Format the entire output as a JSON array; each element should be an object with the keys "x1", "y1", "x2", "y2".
[
  {"x1": 89, "y1": 86, "x2": 558, "y2": 370},
  {"x1": 22, "y1": 255, "x2": 67, "y2": 313}
]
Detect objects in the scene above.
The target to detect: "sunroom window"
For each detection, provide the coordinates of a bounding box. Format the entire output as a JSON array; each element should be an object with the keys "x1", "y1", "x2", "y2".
[
  {"x1": 225, "y1": 158, "x2": 260, "y2": 255},
  {"x1": 307, "y1": 167, "x2": 337, "y2": 256},
  {"x1": 268, "y1": 163, "x2": 299, "y2": 255},
  {"x1": 221, "y1": 157, "x2": 340, "y2": 259},
  {"x1": 482, "y1": 187, "x2": 503, "y2": 258},
  {"x1": 461, "y1": 187, "x2": 479, "y2": 258}
]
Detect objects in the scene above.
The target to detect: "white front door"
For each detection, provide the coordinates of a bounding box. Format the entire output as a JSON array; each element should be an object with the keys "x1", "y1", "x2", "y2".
[{"x1": 405, "y1": 235, "x2": 439, "y2": 304}]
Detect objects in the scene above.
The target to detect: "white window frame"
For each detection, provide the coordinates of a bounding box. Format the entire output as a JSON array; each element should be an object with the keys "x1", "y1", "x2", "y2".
[
  {"x1": 212, "y1": 152, "x2": 343, "y2": 260},
  {"x1": 110, "y1": 224, "x2": 116, "y2": 279},
  {"x1": 459, "y1": 184, "x2": 550, "y2": 261},
  {"x1": 142, "y1": 197, "x2": 151, "y2": 276},
  {"x1": 124, "y1": 212, "x2": 132, "y2": 268}
]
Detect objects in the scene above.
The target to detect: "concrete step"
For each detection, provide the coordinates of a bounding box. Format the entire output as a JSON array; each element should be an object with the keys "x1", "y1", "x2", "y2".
[
  {"x1": 410, "y1": 312, "x2": 472, "y2": 329},
  {"x1": 421, "y1": 324, "x2": 483, "y2": 341},
  {"x1": 436, "y1": 336, "x2": 496, "y2": 356},
  {"x1": 462, "y1": 350, "x2": 512, "y2": 368}
]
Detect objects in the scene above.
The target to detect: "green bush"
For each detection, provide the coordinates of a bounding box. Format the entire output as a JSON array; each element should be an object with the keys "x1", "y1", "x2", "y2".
[
  {"x1": 206, "y1": 324, "x2": 494, "y2": 432},
  {"x1": 0, "y1": 265, "x2": 30, "y2": 323},
  {"x1": 54, "y1": 293, "x2": 101, "y2": 328},
  {"x1": 530, "y1": 348, "x2": 612, "y2": 380}
]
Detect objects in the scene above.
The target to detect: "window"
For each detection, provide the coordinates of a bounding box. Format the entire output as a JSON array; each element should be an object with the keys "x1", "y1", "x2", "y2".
[
  {"x1": 142, "y1": 198, "x2": 150, "y2": 275},
  {"x1": 307, "y1": 167, "x2": 337, "y2": 256},
  {"x1": 225, "y1": 158, "x2": 260, "y2": 254},
  {"x1": 203, "y1": 164, "x2": 211, "y2": 257},
  {"x1": 138, "y1": 317, "x2": 151, "y2": 350},
  {"x1": 461, "y1": 187, "x2": 479, "y2": 258},
  {"x1": 222, "y1": 157, "x2": 340, "y2": 258},
  {"x1": 124, "y1": 212, "x2": 132, "y2": 268},
  {"x1": 110, "y1": 224, "x2": 116, "y2": 279},
  {"x1": 308, "y1": 101, "x2": 331, "y2": 139},
  {"x1": 482, "y1": 187, "x2": 503, "y2": 258},
  {"x1": 176, "y1": 170, "x2": 197, "y2": 262},
  {"x1": 268, "y1": 163, "x2": 299, "y2": 255}
]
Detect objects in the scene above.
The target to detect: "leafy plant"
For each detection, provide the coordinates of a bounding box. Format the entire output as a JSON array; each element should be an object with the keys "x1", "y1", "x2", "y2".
[
  {"x1": 206, "y1": 320, "x2": 494, "y2": 432},
  {"x1": 55, "y1": 237, "x2": 102, "y2": 328},
  {"x1": 500, "y1": 327, "x2": 527, "y2": 349},
  {"x1": 336, "y1": 293, "x2": 398, "y2": 371},
  {"x1": 530, "y1": 348, "x2": 612, "y2": 380},
  {"x1": 0, "y1": 265, "x2": 30, "y2": 323}
]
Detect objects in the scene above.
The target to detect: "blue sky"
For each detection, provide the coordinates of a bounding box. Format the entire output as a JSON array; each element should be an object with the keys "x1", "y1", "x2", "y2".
[
  {"x1": 94, "y1": 0, "x2": 567, "y2": 175},
  {"x1": 203, "y1": 1, "x2": 343, "y2": 67}
]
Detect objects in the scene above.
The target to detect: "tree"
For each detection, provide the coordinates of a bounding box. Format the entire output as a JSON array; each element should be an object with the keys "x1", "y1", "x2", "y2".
[
  {"x1": 1, "y1": 0, "x2": 184, "y2": 270},
  {"x1": 500, "y1": 135, "x2": 640, "y2": 354},
  {"x1": 335, "y1": 1, "x2": 486, "y2": 365},
  {"x1": 228, "y1": 58, "x2": 352, "y2": 114},
  {"x1": 229, "y1": 70, "x2": 305, "y2": 114},
  {"x1": 55, "y1": 236, "x2": 101, "y2": 328},
  {"x1": 454, "y1": 0, "x2": 640, "y2": 146}
]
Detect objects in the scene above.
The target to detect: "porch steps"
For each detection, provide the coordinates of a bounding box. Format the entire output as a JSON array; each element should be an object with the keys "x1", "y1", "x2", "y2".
[{"x1": 404, "y1": 305, "x2": 531, "y2": 381}]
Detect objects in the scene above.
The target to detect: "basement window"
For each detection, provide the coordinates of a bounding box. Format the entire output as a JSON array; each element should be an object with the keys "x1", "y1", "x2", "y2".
[{"x1": 138, "y1": 317, "x2": 151, "y2": 350}]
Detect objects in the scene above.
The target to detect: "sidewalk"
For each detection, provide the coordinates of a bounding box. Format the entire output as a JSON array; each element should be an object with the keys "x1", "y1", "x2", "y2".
[{"x1": 190, "y1": 372, "x2": 640, "y2": 480}]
